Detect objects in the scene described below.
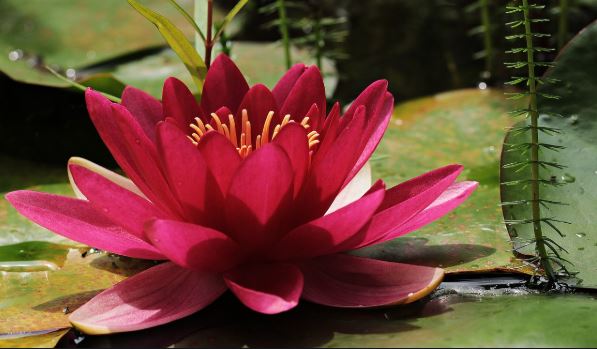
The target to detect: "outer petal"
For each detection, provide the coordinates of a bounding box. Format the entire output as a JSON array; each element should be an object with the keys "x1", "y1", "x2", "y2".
[
  {"x1": 5, "y1": 191, "x2": 164, "y2": 260},
  {"x1": 121, "y1": 85, "x2": 163, "y2": 141},
  {"x1": 269, "y1": 180, "x2": 385, "y2": 261},
  {"x1": 225, "y1": 144, "x2": 294, "y2": 249},
  {"x1": 327, "y1": 162, "x2": 372, "y2": 214},
  {"x1": 196, "y1": 131, "x2": 242, "y2": 196},
  {"x1": 157, "y1": 122, "x2": 221, "y2": 224},
  {"x1": 69, "y1": 164, "x2": 167, "y2": 240},
  {"x1": 162, "y1": 77, "x2": 203, "y2": 129},
  {"x1": 280, "y1": 66, "x2": 326, "y2": 131},
  {"x1": 145, "y1": 219, "x2": 243, "y2": 272},
  {"x1": 272, "y1": 63, "x2": 307, "y2": 107},
  {"x1": 272, "y1": 122, "x2": 310, "y2": 197},
  {"x1": 345, "y1": 92, "x2": 394, "y2": 185},
  {"x1": 301, "y1": 254, "x2": 444, "y2": 307},
  {"x1": 373, "y1": 181, "x2": 478, "y2": 244},
  {"x1": 200, "y1": 54, "x2": 249, "y2": 114},
  {"x1": 112, "y1": 104, "x2": 183, "y2": 217},
  {"x1": 224, "y1": 263, "x2": 303, "y2": 314},
  {"x1": 339, "y1": 164, "x2": 464, "y2": 250},
  {"x1": 69, "y1": 262, "x2": 226, "y2": 334},
  {"x1": 342, "y1": 80, "x2": 388, "y2": 126},
  {"x1": 67, "y1": 157, "x2": 146, "y2": 201}
]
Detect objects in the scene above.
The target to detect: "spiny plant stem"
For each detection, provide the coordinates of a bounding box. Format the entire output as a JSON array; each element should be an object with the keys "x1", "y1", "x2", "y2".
[
  {"x1": 480, "y1": 0, "x2": 493, "y2": 74},
  {"x1": 205, "y1": 0, "x2": 214, "y2": 68},
  {"x1": 277, "y1": 0, "x2": 292, "y2": 69},
  {"x1": 557, "y1": 0, "x2": 569, "y2": 49},
  {"x1": 522, "y1": 0, "x2": 556, "y2": 281}
]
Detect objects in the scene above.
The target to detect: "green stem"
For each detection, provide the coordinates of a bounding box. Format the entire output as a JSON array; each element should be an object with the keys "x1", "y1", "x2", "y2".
[
  {"x1": 522, "y1": 0, "x2": 556, "y2": 282},
  {"x1": 557, "y1": 0, "x2": 569, "y2": 49},
  {"x1": 205, "y1": 0, "x2": 214, "y2": 68},
  {"x1": 480, "y1": 0, "x2": 493, "y2": 75},
  {"x1": 277, "y1": 0, "x2": 292, "y2": 69},
  {"x1": 314, "y1": 9, "x2": 323, "y2": 69}
]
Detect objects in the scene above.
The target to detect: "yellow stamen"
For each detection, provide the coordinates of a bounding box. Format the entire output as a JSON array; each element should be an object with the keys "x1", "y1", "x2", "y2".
[{"x1": 188, "y1": 110, "x2": 320, "y2": 158}]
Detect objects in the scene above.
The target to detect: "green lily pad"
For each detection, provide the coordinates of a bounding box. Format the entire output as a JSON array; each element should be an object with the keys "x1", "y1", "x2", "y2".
[
  {"x1": 0, "y1": 328, "x2": 70, "y2": 348},
  {"x1": 0, "y1": 0, "x2": 196, "y2": 87},
  {"x1": 501, "y1": 22, "x2": 597, "y2": 288},
  {"x1": 357, "y1": 89, "x2": 532, "y2": 274},
  {"x1": 76, "y1": 292, "x2": 597, "y2": 348}
]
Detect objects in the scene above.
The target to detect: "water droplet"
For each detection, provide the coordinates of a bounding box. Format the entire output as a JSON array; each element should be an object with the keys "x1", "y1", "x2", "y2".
[
  {"x1": 8, "y1": 49, "x2": 23, "y2": 61},
  {"x1": 568, "y1": 115, "x2": 579, "y2": 125},
  {"x1": 65, "y1": 68, "x2": 77, "y2": 80},
  {"x1": 478, "y1": 82, "x2": 488, "y2": 90},
  {"x1": 576, "y1": 232, "x2": 587, "y2": 238},
  {"x1": 561, "y1": 173, "x2": 576, "y2": 183},
  {"x1": 102, "y1": 208, "x2": 109, "y2": 213},
  {"x1": 135, "y1": 139, "x2": 141, "y2": 144}
]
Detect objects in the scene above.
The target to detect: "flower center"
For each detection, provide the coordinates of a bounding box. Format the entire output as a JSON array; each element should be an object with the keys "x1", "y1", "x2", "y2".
[{"x1": 188, "y1": 109, "x2": 320, "y2": 158}]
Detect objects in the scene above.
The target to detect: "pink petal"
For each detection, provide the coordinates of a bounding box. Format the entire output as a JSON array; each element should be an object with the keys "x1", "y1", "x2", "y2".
[
  {"x1": 300, "y1": 106, "x2": 367, "y2": 221},
  {"x1": 145, "y1": 219, "x2": 243, "y2": 272},
  {"x1": 200, "y1": 54, "x2": 249, "y2": 114},
  {"x1": 269, "y1": 180, "x2": 385, "y2": 261},
  {"x1": 339, "y1": 165, "x2": 464, "y2": 250},
  {"x1": 121, "y1": 85, "x2": 163, "y2": 141},
  {"x1": 69, "y1": 262, "x2": 226, "y2": 334},
  {"x1": 196, "y1": 131, "x2": 242, "y2": 197},
  {"x1": 162, "y1": 77, "x2": 203, "y2": 129},
  {"x1": 224, "y1": 263, "x2": 303, "y2": 314},
  {"x1": 345, "y1": 92, "x2": 394, "y2": 185},
  {"x1": 156, "y1": 122, "x2": 222, "y2": 225},
  {"x1": 280, "y1": 66, "x2": 326, "y2": 131},
  {"x1": 111, "y1": 104, "x2": 184, "y2": 217},
  {"x1": 69, "y1": 164, "x2": 167, "y2": 240},
  {"x1": 301, "y1": 254, "x2": 444, "y2": 307},
  {"x1": 272, "y1": 122, "x2": 309, "y2": 197},
  {"x1": 236, "y1": 84, "x2": 279, "y2": 141},
  {"x1": 5, "y1": 191, "x2": 164, "y2": 260},
  {"x1": 225, "y1": 144, "x2": 294, "y2": 249},
  {"x1": 374, "y1": 181, "x2": 478, "y2": 244},
  {"x1": 67, "y1": 156, "x2": 146, "y2": 201},
  {"x1": 272, "y1": 63, "x2": 307, "y2": 107},
  {"x1": 342, "y1": 80, "x2": 388, "y2": 126}
]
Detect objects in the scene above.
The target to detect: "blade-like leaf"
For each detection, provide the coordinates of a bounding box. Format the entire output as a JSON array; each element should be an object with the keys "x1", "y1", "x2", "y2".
[
  {"x1": 214, "y1": 0, "x2": 249, "y2": 42},
  {"x1": 128, "y1": 0, "x2": 206, "y2": 94}
]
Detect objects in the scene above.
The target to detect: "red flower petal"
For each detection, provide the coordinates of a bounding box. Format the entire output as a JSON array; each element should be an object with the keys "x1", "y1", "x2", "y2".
[
  {"x1": 196, "y1": 131, "x2": 242, "y2": 197},
  {"x1": 339, "y1": 165, "x2": 464, "y2": 250},
  {"x1": 300, "y1": 106, "x2": 367, "y2": 221},
  {"x1": 121, "y1": 85, "x2": 163, "y2": 141},
  {"x1": 200, "y1": 54, "x2": 249, "y2": 114},
  {"x1": 145, "y1": 219, "x2": 243, "y2": 272},
  {"x1": 224, "y1": 263, "x2": 303, "y2": 314},
  {"x1": 156, "y1": 122, "x2": 222, "y2": 225},
  {"x1": 272, "y1": 122, "x2": 309, "y2": 197},
  {"x1": 280, "y1": 66, "x2": 326, "y2": 131},
  {"x1": 272, "y1": 63, "x2": 307, "y2": 107},
  {"x1": 373, "y1": 181, "x2": 478, "y2": 245},
  {"x1": 301, "y1": 254, "x2": 444, "y2": 307},
  {"x1": 69, "y1": 263, "x2": 225, "y2": 334},
  {"x1": 225, "y1": 144, "x2": 294, "y2": 250},
  {"x1": 111, "y1": 104, "x2": 184, "y2": 216},
  {"x1": 342, "y1": 80, "x2": 388, "y2": 126},
  {"x1": 69, "y1": 164, "x2": 167, "y2": 240},
  {"x1": 269, "y1": 180, "x2": 385, "y2": 261},
  {"x1": 235, "y1": 84, "x2": 279, "y2": 141},
  {"x1": 5, "y1": 191, "x2": 164, "y2": 260},
  {"x1": 162, "y1": 77, "x2": 203, "y2": 129}
]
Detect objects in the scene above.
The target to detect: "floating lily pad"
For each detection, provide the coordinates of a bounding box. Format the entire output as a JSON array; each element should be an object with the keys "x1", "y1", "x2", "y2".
[
  {"x1": 358, "y1": 89, "x2": 532, "y2": 274},
  {"x1": 73, "y1": 292, "x2": 597, "y2": 348},
  {"x1": 501, "y1": 21, "x2": 597, "y2": 288},
  {"x1": 0, "y1": 328, "x2": 70, "y2": 348},
  {"x1": 0, "y1": 0, "x2": 196, "y2": 87}
]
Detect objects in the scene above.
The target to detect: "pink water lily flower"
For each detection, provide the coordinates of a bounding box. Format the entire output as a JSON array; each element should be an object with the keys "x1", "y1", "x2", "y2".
[{"x1": 6, "y1": 54, "x2": 477, "y2": 334}]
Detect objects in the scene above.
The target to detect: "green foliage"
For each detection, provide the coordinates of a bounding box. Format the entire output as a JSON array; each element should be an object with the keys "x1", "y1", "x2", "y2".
[{"x1": 503, "y1": 1, "x2": 568, "y2": 282}]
